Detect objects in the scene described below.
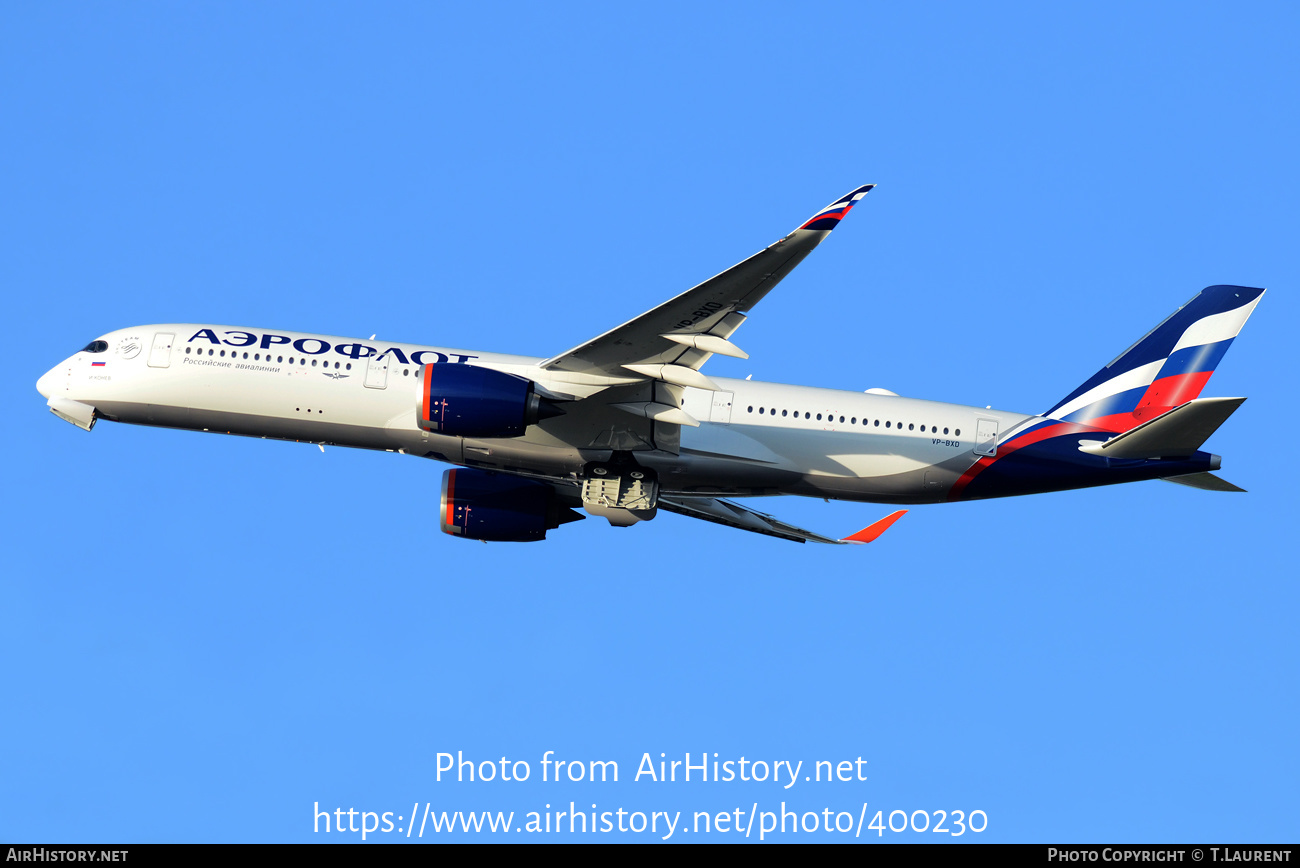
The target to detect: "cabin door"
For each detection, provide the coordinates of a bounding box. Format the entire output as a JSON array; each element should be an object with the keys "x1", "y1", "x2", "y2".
[
  {"x1": 974, "y1": 418, "x2": 998, "y2": 456},
  {"x1": 147, "y1": 333, "x2": 174, "y2": 368},
  {"x1": 365, "y1": 351, "x2": 390, "y2": 389},
  {"x1": 709, "y1": 391, "x2": 733, "y2": 423}
]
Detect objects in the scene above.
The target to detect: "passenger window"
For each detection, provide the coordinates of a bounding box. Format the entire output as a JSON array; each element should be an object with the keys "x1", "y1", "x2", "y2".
[
  {"x1": 908, "y1": 423, "x2": 914, "y2": 431},
  {"x1": 955, "y1": 429, "x2": 961, "y2": 436}
]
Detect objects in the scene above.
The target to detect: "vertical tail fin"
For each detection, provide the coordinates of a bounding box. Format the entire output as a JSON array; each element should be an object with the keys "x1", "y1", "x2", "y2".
[{"x1": 1046, "y1": 285, "x2": 1264, "y2": 432}]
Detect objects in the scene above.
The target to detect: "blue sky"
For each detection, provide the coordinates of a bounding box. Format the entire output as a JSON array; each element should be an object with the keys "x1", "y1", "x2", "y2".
[{"x1": 3, "y1": 3, "x2": 1297, "y2": 843}]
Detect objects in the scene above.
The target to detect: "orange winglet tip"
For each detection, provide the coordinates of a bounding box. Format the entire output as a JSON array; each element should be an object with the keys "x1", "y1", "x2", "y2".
[{"x1": 841, "y1": 510, "x2": 907, "y2": 544}]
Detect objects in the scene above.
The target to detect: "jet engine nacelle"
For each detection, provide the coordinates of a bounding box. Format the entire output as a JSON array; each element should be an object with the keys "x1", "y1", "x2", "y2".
[
  {"x1": 440, "y1": 468, "x2": 583, "y2": 542},
  {"x1": 417, "y1": 363, "x2": 561, "y2": 438}
]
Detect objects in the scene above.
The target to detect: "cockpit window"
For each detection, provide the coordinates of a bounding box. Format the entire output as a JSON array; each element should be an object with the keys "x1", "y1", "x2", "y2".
[{"x1": 82, "y1": 340, "x2": 109, "y2": 353}]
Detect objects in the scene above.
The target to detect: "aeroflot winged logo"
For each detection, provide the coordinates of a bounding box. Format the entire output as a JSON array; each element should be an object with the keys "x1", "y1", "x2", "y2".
[{"x1": 186, "y1": 329, "x2": 479, "y2": 365}]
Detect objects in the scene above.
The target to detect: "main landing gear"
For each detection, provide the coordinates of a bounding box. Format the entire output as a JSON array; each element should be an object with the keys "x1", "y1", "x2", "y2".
[{"x1": 580, "y1": 452, "x2": 659, "y2": 527}]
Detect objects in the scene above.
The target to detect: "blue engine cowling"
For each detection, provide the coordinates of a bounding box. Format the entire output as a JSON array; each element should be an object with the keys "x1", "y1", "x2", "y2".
[
  {"x1": 417, "y1": 363, "x2": 560, "y2": 437},
  {"x1": 439, "y1": 468, "x2": 583, "y2": 542}
]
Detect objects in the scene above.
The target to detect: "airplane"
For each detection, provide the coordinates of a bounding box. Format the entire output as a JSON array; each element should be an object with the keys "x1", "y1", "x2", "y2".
[{"x1": 35, "y1": 185, "x2": 1264, "y2": 544}]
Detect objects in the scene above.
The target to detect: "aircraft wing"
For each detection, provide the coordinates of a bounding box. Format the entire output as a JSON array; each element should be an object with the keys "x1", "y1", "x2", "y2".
[
  {"x1": 540, "y1": 185, "x2": 875, "y2": 384},
  {"x1": 658, "y1": 495, "x2": 906, "y2": 545}
]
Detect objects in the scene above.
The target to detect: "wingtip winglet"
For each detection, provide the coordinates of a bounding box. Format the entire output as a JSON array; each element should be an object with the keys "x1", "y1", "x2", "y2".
[
  {"x1": 797, "y1": 184, "x2": 876, "y2": 232},
  {"x1": 840, "y1": 509, "x2": 907, "y2": 544}
]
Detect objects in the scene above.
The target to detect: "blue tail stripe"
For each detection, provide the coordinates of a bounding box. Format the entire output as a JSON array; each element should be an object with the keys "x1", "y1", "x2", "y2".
[{"x1": 1157, "y1": 338, "x2": 1233, "y2": 380}]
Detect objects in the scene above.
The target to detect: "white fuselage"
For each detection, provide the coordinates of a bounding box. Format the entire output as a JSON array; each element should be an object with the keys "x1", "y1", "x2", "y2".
[{"x1": 38, "y1": 324, "x2": 1034, "y2": 504}]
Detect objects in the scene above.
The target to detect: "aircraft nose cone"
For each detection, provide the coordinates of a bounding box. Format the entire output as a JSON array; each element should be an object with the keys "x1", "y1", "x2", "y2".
[{"x1": 36, "y1": 367, "x2": 56, "y2": 399}]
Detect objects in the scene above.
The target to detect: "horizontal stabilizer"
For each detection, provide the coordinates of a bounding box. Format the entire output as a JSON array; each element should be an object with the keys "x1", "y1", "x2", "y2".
[
  {"x1": 1163, "y1": 472, "x2": 1247, "y2": 492},
  {"x1": 1079, "y1": 397, "x2": 1245, "y2": 459}
]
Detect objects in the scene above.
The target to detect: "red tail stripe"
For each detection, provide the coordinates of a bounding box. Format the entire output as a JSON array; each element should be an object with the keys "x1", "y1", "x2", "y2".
[
  {"x1": 948, "y1": 422, "x2": 1089, "y2": 500},
  {"x1": 1082, "y1": 411, "x2": 1146, "y2": 434},
  {"x1": 1134, "y1": 371, "x2": 1214, "y2": 421}
]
